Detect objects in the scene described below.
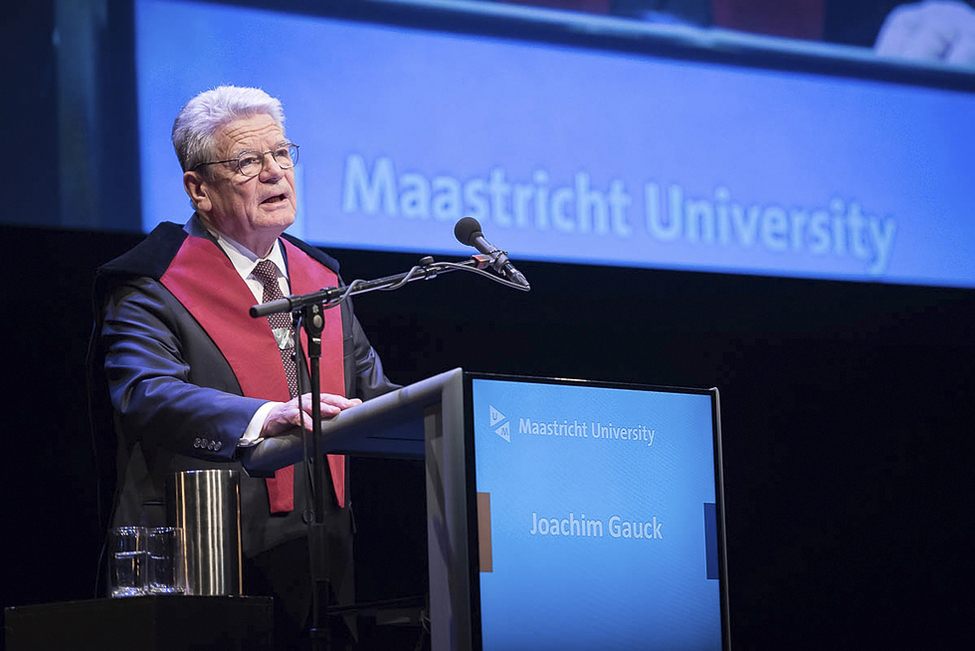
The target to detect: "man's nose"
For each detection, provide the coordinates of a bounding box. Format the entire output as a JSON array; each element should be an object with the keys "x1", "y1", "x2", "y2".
[{"x1": 259, "y1": 152, "x2": 286, "y2": 180}]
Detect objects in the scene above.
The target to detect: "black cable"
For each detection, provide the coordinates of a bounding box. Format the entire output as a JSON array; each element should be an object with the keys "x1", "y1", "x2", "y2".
[{"x1": 320, "y1": 259, "x2": 530, "y2": 313}]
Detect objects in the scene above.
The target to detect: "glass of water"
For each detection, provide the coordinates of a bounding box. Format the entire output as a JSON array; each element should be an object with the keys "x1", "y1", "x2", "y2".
[
  {"x1": 146, "y1": 527, "x2": 184, "y2": 594},
  {"x1": 109, "y1": 526, "x2": 147, "y2": 598}
]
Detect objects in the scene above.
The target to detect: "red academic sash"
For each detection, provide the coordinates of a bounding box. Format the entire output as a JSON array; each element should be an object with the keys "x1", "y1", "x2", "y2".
[{"x1": 160, "y1": 235, "x2": 347, "y2": 511}]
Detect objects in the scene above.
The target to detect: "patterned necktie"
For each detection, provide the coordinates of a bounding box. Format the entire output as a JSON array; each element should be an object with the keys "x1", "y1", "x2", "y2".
[
  {"x1": 252, "y1": 259, "x2": 299, "y2": 513},
  {"x1": 252, "y1": 259, "x2": 298, "y2": 397}
]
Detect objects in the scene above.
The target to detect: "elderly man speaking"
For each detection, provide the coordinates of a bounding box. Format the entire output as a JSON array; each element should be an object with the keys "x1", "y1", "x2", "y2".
[{"x1": 91, "y1": 86, "x2": 398, "y2": 649}]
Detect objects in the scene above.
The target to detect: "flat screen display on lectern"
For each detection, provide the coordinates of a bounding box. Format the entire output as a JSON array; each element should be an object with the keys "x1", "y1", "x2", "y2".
[{"x1": 467, "y1": 376, "x2": 729, "y2": 651}]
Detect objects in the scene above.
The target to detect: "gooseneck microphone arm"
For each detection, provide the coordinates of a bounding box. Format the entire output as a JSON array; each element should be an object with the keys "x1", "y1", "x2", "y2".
[
  {"x1": 250, "y1": 252, "x2": 525, "y2": 320},
  {"x1": 251, "y1": 221, "x2": 529, "y2": 319}
]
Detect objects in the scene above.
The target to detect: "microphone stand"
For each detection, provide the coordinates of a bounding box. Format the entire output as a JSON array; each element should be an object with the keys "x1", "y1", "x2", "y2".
[
  {"x1": 298, "y1": 299, "x2": 333, "y2": 650},
  {"x1": 249, "y1": 253, "x2": 517, "y2": 651}
]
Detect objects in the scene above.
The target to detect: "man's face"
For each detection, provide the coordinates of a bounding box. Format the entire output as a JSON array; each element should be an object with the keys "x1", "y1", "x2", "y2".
[{"x1": 192, "y1": 113, "x2": 297, "y2": 255}]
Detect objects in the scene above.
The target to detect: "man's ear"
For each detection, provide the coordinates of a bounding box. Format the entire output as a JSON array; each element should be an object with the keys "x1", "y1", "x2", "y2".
[{"x1": 183, "y1": 171, "x2": 212, "y2": 213}]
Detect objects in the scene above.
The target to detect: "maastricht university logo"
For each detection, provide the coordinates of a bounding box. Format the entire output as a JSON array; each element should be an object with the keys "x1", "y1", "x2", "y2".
[
  {"x1": 485, "y1": 403, "x2": 657, "y2": 447},
  {"x1": 489, "y1": 405, "x2": 510, "y2": 442}
]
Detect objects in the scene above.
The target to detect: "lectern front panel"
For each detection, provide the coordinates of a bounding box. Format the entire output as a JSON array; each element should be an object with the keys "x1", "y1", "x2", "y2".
[{"x1": 465, "y1": 375, "x2": 729, "y2": 651}]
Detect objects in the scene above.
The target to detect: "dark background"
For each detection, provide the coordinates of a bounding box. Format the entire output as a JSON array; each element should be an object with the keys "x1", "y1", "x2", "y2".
[{"x1": 3, "y1": 1, "x2": 975, "y2": 650}]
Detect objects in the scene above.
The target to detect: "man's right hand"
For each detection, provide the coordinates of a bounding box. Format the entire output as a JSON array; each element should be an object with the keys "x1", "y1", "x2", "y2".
[{"x1": 260, "y1": 393, "x2": 362, "y2": 439}]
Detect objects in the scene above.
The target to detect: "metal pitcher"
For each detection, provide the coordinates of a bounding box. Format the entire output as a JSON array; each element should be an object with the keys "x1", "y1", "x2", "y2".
[{"x1": 171, "y1": 469, "x2": 242, "y2": 596}]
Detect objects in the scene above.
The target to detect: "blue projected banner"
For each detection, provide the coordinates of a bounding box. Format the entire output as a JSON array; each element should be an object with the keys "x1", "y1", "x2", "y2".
[
  {"x1": 470, "y1": 378, "x2": 723, "y2": 650},
  {"x1": 136, "y1": 0, "x2": 975, "y2": 287}
]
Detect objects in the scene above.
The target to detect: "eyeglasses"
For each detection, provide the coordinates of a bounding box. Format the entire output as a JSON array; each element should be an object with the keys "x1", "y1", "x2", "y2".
[{"x1": 193, "y1": 143, "x2": 299, "y2": 177}]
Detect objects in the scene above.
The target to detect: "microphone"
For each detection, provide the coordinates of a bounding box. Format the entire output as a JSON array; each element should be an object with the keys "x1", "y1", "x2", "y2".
[{"x1": 454, "y1": 217, "x2": 530, "y2": 289}]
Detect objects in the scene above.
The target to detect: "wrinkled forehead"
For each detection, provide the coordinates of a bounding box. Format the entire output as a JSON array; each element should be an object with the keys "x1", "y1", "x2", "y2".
[{"x1": 215, "y1": 113, "x2": 287, "y2": 154}]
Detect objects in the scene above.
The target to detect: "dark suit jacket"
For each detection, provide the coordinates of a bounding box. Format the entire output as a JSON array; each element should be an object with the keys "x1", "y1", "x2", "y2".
[{"x1": 89, "y1": 217, "x2": 397, "y2": 584}]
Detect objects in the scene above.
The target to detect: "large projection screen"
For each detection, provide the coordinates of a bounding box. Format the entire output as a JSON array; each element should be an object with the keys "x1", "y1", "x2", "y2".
[{"x1": 136, "y1": 0, "x2": 975, "y2": 287}]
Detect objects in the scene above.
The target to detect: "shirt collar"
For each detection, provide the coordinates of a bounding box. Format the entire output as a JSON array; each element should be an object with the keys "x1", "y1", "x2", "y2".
[{"x1": 199, "y1": 218, "x2": 288, "y2": 281}]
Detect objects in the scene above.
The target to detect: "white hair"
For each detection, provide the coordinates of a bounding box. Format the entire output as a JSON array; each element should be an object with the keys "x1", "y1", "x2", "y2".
[{"x1": 172, "y1": 86, "x2": 286, "y2": 174}]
